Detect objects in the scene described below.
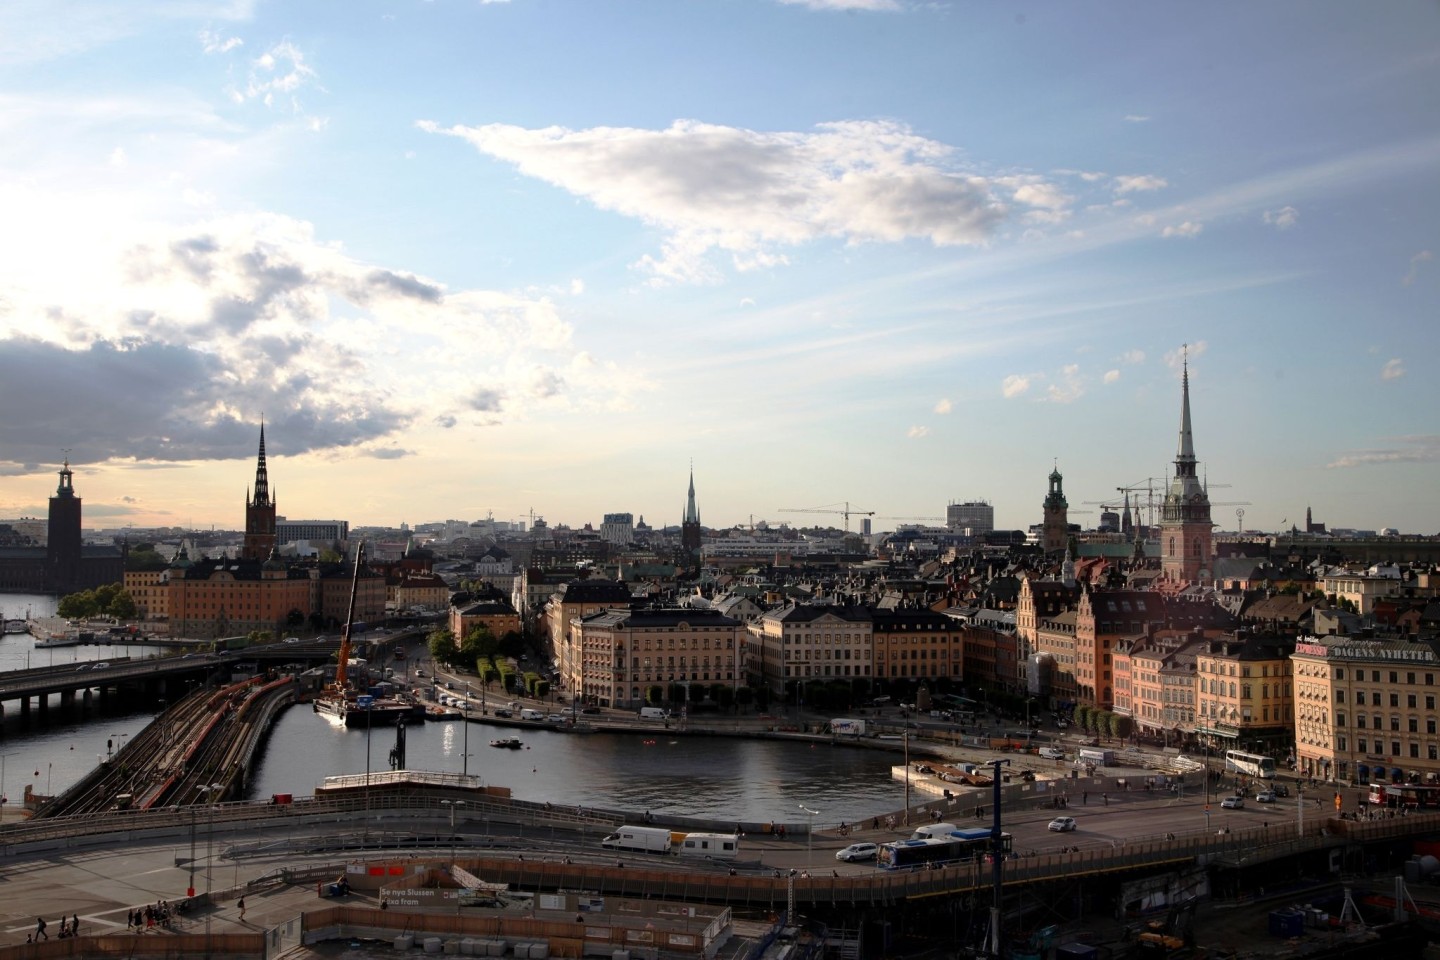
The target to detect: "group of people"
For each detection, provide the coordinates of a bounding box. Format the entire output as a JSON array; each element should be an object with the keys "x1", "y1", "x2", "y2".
[
  {"x1": 29, "y1": 915, "x2": 79, "y2": 942},
  {"x1": 126, "y1": 900, "x2": 180, "y2": 933}
]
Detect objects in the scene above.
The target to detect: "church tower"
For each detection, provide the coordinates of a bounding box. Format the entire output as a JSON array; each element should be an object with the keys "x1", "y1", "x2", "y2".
[
  {"x1": 241, "y1": 423, "x2": 278, "y2": 561},
  {"x1": 47, "y1": 459, "x2": 83, "y2": 595},
  {"x1": 1041, "y1": 464, "x2": 1069, "y2": 554},
  {"x1": 1160, "y1": 349, "x2": 1213, "y2": 583},
  {"x1": 681, "y1": 466, "x2": 702, "y2": 554}
]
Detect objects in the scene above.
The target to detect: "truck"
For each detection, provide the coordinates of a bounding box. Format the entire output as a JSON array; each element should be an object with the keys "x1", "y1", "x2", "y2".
[
  {"x1": 600, "y1": 825, "x2": 675, "y2": 854},
  {"x1": 639, "y1": 706, "x2": 668, "y2": 721},
  {"x1": 830, "y1": 718, "x2": 866, "y2": 736},
  {"x1": 1077, "y1": 748, "x2": 1114, "y2": 766}
]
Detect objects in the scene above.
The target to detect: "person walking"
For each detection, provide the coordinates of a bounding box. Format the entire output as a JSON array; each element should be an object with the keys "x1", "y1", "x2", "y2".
[
  {"x1": 34, "y1": 917, "x2": 47, "y2": 941},
  {"x1": 237, "y1": 897, "x2": 246, "y2": 921},
  {"x1": 71, "y1": 914, "x2": 79, "y2": 937}
]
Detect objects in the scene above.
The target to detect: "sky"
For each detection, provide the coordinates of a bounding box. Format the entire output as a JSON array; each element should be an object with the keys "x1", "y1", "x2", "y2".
[{"x1": 0, "y1": 1, "x2": 1437, "y2": 537}]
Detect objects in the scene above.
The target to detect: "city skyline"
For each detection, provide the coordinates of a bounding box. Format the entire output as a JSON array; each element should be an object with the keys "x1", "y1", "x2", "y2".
[{"x1": 0, "y1": 2, "x2": 1436, "y2": 534}]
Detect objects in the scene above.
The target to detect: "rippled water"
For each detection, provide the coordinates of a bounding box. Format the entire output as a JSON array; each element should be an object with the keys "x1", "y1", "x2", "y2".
[{"x1": 248, "y1": 705, "x2": 907, "y2": 826}]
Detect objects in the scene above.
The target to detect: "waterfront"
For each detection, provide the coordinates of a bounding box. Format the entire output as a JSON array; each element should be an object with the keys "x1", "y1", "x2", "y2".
[{"x1": 252, "y1": 704, "x2": 907, "y2": 825}]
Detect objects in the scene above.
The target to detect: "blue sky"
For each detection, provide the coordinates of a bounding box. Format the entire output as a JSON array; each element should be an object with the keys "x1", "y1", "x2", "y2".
[{"x1": 0, "y1": 1, "x2": 1436, "y2": 536}]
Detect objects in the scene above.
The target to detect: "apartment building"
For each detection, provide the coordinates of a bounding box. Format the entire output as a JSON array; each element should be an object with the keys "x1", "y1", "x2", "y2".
[
  {"x1": 747, "y1": 603, "x2": 872, "y2": 699},
  {"x1": 573, "y1": 608, "x2": 744, "y2": 708},
  {"x1": 547, "y1": 579, "x2": 633, "y2": 693},
  {"x1": 1194, "y1": 633, "x2": 1293, "y2": 755},
  {"x1": 871, "y1": 609, "x2": 963, "y2": 684},
  {"x1": 1292, "y1": 636, "x2": 1440, "y2": 785}
]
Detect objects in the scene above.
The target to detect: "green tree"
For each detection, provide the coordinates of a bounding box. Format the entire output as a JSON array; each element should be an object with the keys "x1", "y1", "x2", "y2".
[
  {"x1": 57, "y1": 591, "x2": 98, "y2": 619},
  {"x1": 427, "y1": 627, "x2": 456, "y2": 664},
  {"x1": 318, "y1": 548, "x2": 343, "y2": 563},
  {"x1": 124, "y1": 545, "x2": 168, "y2": 571},
  {"x1": 461, "y1": 624, "x2": 500, "y2": 661},
  {"x1": 107, "y1": 590, "x2": 137, "y2": 621},
  {"x1": 247, "y1": 629, "x2": 274, "y2": 645},
  {"x1": 1114, "y1": 715, "x2": 1134, "y2": 741}
]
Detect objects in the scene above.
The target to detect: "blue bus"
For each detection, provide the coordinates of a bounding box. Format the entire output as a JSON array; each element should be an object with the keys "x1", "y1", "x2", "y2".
[{"x1": 879, "y1": 830, "x2": 1012, "y2": 870}]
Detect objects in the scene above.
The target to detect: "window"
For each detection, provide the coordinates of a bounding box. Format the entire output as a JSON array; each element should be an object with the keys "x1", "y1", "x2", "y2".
[
  {"x1": 1411, "y1": 743, "x2": 1420, "y2": 758},
  {"x1": 1410, "y1": 718, "x2": 1419, "y2": 733},
  {"x1": 1358, "y1": 715, "x2": 1367, "y2": 729},
  {"x1": 1390, "y1": 693, "x2": 1400, "y2": 708},
  {"x1": 1392, "y1": 741, "x2": 1402, "y2": 756},
  {"x1": 1336, "y1": 713, "x2": 1347, "y2": 727},
  {"x1": 1409, "y1": 694, "x2": 1418, "y2": 708}
]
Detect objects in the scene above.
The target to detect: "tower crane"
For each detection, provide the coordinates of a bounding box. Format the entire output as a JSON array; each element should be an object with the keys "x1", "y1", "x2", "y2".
[
  {"x1": 777, "y1": 502, "x2": 875, "y2": 532},
  {"x1": 877, "y1": 515, "x2": 946, "y2": 523}
]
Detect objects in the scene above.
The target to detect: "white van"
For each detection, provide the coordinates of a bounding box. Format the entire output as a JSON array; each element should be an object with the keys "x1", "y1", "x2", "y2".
[
  {"x1": 520, "y1": 708, "x2": 545, "y2": 721},
  {"x1": 1039, "y1": 746, "x2": 1066, "y2": 760},
  {"x1": 911, "y1": 822, "x2": 959, "y2": 840},
  {"x1": 639, "y1": 707, "x2": 668, "y2": 721}
]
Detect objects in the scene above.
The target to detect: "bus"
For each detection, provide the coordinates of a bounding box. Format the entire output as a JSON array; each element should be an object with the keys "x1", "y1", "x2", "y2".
[
  {"x1": 1368, "y1": 783, "x2": 1440, "y2": 809},
  {"x1": 878, "y1": 830, "x2": 1012, "y2": 870},
  {"x1": 1224, "y1": 750, "x2": 1276, "y2": 780}
]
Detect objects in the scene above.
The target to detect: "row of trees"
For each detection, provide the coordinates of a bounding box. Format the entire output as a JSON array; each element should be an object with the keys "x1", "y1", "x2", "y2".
[
  {"x1": 57, "y1": 583, "x2": 137, "y2": 621},
  {"x1": 1074, "y1": 704, "x2": 1135, "y2": 740}
]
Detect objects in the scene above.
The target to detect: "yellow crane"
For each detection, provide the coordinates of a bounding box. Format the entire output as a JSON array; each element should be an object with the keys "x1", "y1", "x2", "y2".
[{"x1": 777, "y1": 502, "x2": 875, "y2": 532}]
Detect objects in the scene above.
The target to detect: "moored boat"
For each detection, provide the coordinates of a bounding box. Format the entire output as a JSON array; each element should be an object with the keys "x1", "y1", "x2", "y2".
[{"x1": 489, "y1": 736, "x2": 523, "y2": 749}]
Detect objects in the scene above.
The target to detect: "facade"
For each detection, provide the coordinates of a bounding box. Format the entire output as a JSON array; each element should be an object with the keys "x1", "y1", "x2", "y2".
[
  {"x1": 599, "y1": 513, "x2": 635, "y2": 546},
  {"x1": 1193, "y1": 633, "x2": 1294, "y2": 753},
  {"x1": 241, "y1": 425, "x2": 278, "y2": 562},
  {"x1": 1159, "y1": 354, "x2": 1214, "y2": 584},
  {"x1": 947, "y1": 501, "x2": 994, "y2": 535},
  {"x1": 275, "y1": 519, "x2": 350, "y2": 546},
  {"x1": 449, "y1": 592, "x2": 522, "y2": 645},
  {"x1": 1292, "y1": 636, "x2": 1440, "y2": 786},
  {"x1": 1072, "y1": 589, "x2": 1172, "y2": 711},
  {"x1": 747, "y1": 603, "x2": 873, "y2": 698},
  {"x1": 573, "y1": 608, "x2": 744, "y2": 708},
  {"x1": 548, "y1": 579, "x2": 634, "y2": 694},
  {"x1": 391, "y1": 572, "x2": 450, "y2": 612},
  {"x1": 871, "y1": 609, "x2": 963, "y2": 684},
  {"x1": 124, "y1": 569, "x2": 169, "y2": 620},
  {"x1": 1322, "y1": 570, "x2": 1402, "y2": 616},
  {"x1": 1015, "y1": 577, "x2": 1081, "y2": 693}
]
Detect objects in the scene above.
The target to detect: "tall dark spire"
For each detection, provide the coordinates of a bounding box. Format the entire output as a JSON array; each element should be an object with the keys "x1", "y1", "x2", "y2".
[
  {"x1": 683, "y1": 463, "x2": 700, "y2": 525},
  {"x1": 251, "y1": 419, "x2": 271, "y2": 508},
  {"x1": 1160, "y1": 346, "x2": 1213, "y2": 583},
  {"x1": 681, "y1": 464, "x2": 701, "y2": 554}
]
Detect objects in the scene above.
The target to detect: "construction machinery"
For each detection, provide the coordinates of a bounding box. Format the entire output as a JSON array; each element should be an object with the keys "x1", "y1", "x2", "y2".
[{"x1": 777, "y1": 502, "x2": 875, "y2": 531}]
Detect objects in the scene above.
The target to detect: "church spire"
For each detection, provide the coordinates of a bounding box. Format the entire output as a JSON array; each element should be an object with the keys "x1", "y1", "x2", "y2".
[
  {"x1": 683, "y1": 463, "x2": 700, "y2": 525},
  {"x1": 1177, "y1": 345, "x2": 1196, "y2": 463},
  {"x1": 252, "y1": 419, "x2": 271, "y2": 508}
]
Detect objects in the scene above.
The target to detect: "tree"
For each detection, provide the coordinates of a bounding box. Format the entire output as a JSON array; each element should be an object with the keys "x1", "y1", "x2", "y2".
[
  {"x1": 247, "y1": 629, "x2": 274, "y2": 645},
  {"x1": 427, "y1": 628, "x2": 456, "y2": 664},
  {"x1": 461, "y1": 624, "x2": 500, "y2": 661}
]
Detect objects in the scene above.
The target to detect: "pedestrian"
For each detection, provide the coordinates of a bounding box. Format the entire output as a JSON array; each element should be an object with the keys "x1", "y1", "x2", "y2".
[
  {"x1": 1103, "y1": 793, "x2": 1109, "y2": 806},
  {"x1": 35, "y1": 917, "x2": 47, "y2": 941},
  {"x1": 238, "y1": 897, "x2": 245, "y2": 921},
  {"x1": 71, "y1": 914, "x2": 79, "y2": 937},
  {"x1": 1083, "y1": 791, "x2": 1088, "y2": 805},
  {"x1": 126, "y1": 910, "x2": 134, "y2": 932}
]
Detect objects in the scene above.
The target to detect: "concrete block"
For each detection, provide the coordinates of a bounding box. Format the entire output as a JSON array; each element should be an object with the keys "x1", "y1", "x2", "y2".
[
  {"x1": 424, "y1": 936, "x2": 444, "y2": 954},
  {"x1": 460, "y1": 937, "x2": 477, "y2": 955},
  {"x1": 394, "y1": 934, "x2": 415, "y2": 949},
  {"x1": 444, "y1": 940, "x2": 461, "y2": 955}
]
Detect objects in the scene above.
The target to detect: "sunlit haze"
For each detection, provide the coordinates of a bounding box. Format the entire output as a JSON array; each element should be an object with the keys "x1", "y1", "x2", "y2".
[{"x1": 1, "y1": 2, "x2": 1436, "y2": 535}]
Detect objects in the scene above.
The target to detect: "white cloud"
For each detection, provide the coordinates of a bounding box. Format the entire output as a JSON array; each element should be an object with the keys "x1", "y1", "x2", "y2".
[
  {"x1": 933, "y1": 398, "x2": 952, "y2": 414},
  {"x1": 108, "y1": 146, "x2": 126, "y2": 166},
  {"x1": 423, "y1": 118, "x2": 1062, "y2": 285},
  {"x1": 906, "y1": 425, "x2": 929, "y2": 439},
  {"x1": 242, "y1": 40, "x2": 319, "y2": 112},
  {"x1": 1327, "y1": 435, "x2": 1440, "y2": 469},
  {"x1": 1381, "y1": 358, "x2": 1405, "y2": 381},
  {"x1": 200, "y1": 29, "x2": 243, "y2": 54},
  {"x1": 1103, "y1": 369, "x2": 1120, "y2": 384},
  {"x1": 1045, "y1": 364, "x2": 1083, "y2": 403},
  {"x1": 1262, "y1": 205, "x2": 1298, "y2": 230},
  {"x1": 569, "y1": 278, "x2": 585, "y2": 296},
  {"x1": 0, "y1": 1, "x2": 255, "y2": 66},
  {"x1": 1123, "y1": 115, "x2": 1151, "y2": 123},
  {"x1": 1162, "y1": 221, "x2": 1204, "y2": 238},
  {"x1": 1163, "y1": 341, "x2": 1208, "y2": 373},
  {"x1": 1403, "y1": 249, "x2": 1432, "y2": 286},
  {"x1": 1001, "y1": 373, "x2": 1032, "y2": 398},
  {"x1": 1119, "y1": 349, "x2": 1144, "y2": 365},
  {"x1": 1113, "y1": 174, "x2": 1167, "y2": 194}
]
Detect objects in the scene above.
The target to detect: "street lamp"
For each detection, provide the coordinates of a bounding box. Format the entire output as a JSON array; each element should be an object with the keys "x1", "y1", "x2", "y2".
[
  {"x1": 198, "y1": 782, "x2": 223, "y2": 959},
  {"x1": 798, "y1": 803, "x2": 819, "y2": 870},
  {"x1": 440, "y1": 800, "x2": 466, "y2": 878}
]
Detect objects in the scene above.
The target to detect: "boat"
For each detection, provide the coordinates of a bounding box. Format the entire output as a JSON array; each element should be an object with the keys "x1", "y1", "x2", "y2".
[
  {"x1": 34, "y1": 635, "x2": 82, "y2": 648},
  {"x1": 3, "y1": 619, "x2": 27, "y2": 634},
  {"x1": 489, "y1": 736, "x2": 523, "y2": 749},
  {"x1": 313, "y1": 543, "x2": 427, "y2": 729}
]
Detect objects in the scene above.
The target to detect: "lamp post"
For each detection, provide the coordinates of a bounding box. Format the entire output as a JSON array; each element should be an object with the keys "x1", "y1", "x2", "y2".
[
  {"x1": 440, "y1": 799, "x2": 466, "y2": 878},
  {"x1": 198, "y1": 782, "x2": 223, "y2": 959},
  {"x1": 798, "y1": 803, "x2": 819, "y2": 871},
  {"x1": 0, "y1": 752, "x2": 11, "y2": 819}
]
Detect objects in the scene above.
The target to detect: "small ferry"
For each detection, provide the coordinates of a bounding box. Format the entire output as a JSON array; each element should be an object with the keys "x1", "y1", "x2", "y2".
[
  {"x1": 489, "y1": 736, "x2": 523, "y2": 749},
  {"x1": 3, "y1": 619, "x2": 27, "y2": 635}
]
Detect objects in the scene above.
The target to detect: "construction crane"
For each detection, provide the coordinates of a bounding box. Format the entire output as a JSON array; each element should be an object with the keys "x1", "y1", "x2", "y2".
[
  {"x1": 877, "y1": 515, "x2": 946, "y2": 523},
  {"x1": 777, "y1": 502, "x2": 875, "y2": 532}
]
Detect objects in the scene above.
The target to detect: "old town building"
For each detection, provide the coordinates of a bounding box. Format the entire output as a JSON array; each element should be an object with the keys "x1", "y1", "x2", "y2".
[{"x1": 574, "y1": 608, "x2": 744, "y2": 708}]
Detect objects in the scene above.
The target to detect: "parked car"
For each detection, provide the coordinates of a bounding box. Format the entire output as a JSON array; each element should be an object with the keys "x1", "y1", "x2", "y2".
[
  {"x1": 1221, "y1": 796, "x2": 1245, "y2": 810},
  {"x1": 581, "y1": 706, "x2": 601, "y2": 715},
  {"x1": 1255, "y1": 791, "x2": 1277, "y2": 804},
  {"x1": 1048, "y1": 817, "x2": 1077, "y2": 832},
  {"x1": 492, "y1": 709, "x2": 512, "y2": 718},
  {"x1": 92, "y1": 662, "x2": 110, "y2": 669},
  {"x1": 1270, "y1": 783, "x2": 1290, "y2": 797},
  {"x1": 835, "y1": 842, "x2": 878, "y2": 862}
]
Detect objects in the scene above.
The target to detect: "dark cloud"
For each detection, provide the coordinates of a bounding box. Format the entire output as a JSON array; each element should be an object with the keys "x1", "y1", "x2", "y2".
[
  {"x1": 0, "y1": 337, "x2": 409, "y2": 469},
  {"x1": 365, "y1": 448, "x2": 411, "y2": 460},
  {"x1": 365, "y1": 269, "x2": 443, "y2": 303},
  {"x1": 467, "y1": 388, "x2": 504, "y2": 412},
  {"x1": 530, "y1": 370, "x2": 564, "y2": 398},
  {"x1": 434, "y1": 415, "x2": 457, "y2": 429},
  {"x1": 171, "y1": 235, "x2": 219, "y2": 280}
]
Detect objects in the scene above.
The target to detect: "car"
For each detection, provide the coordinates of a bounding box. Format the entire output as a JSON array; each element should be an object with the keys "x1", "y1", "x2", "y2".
[
  {"x1": 415, "y1": 669, "x2": 425, "y2": 677},
  {"x1": 1039, "y1": 747, "x2": 1066, "y2": 760},
  {"x1": 92, "y1": 661, "x2": 110, "y2": 669},
  {"x1": 1055, "y1": 719, "x2": 1069, "y2": 729},
  {"x1": 1220, "y1": 796, "x2": 1245, "y2": 809},
  {"x1": 581, "y1": 706, "x2": 601, "y2": 715},
  {"x1": 546, "y1": 714, "x2": 566, "y2": 723},
  {"x1": 1270, "y1": 783, "x2": 1290, "y2": 797},
  {"x1": 75, "y1": 664, "x2": 90, "y2": 672},
  {"x1": 492, "y1": 709, "x2": 512, "y2": 718},
  {"x1": 1255, "y1": 791, "x2": 1277, "y2": 804},
  {"x1": 283, "y1": 636, "x2": 300, "y2": 643},
  {"x1": 1048, "y1": 817, "x2": 1077, "y2": 832},
  {"x1": 835, "y1": 842, "x2": 878, "y2": 862}
]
